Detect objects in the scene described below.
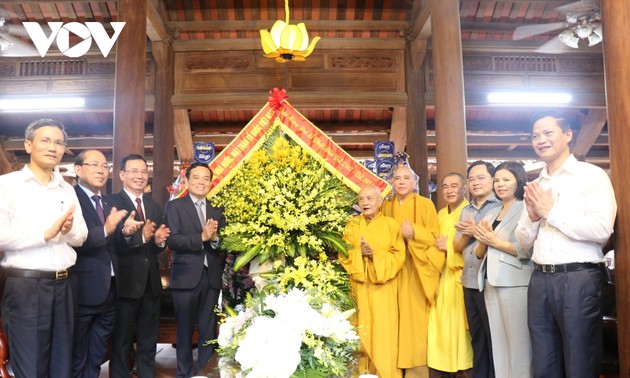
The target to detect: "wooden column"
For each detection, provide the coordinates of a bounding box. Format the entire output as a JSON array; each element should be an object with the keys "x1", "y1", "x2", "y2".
[
  {"x1": 602, "y1": 1, "x2": 630, "y2": 374},
  {"x1": 151, "y1": 41, "x2": 175, "y2": 207},
  {"x1": 405, "y1": 39, "x2": 430, "y2": 198},
  {"x1": 112, "y1": 0, "x2": 147, "y2": 193},
  {"x1": 430, "y1": 0, "x2": 468, "y2": 209}
]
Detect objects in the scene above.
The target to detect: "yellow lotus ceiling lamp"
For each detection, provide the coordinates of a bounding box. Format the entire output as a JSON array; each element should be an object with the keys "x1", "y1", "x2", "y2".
[{"x1": 259, "y1": 0, "x2": 320, "y2": 63}]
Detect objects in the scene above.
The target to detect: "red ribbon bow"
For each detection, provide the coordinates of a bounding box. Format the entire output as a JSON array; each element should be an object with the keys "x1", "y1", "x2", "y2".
[{"x1": 268, "y1": 87, "x2": 288, "y2": 111}]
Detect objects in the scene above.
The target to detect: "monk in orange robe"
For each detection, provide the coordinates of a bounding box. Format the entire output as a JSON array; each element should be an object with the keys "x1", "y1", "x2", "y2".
[
  {"x1": 381, "y1": 165, "x2": 444, "y2": 378},
  {"x1": 341, "y1": 185, "x2": 406, "y2": 378}
]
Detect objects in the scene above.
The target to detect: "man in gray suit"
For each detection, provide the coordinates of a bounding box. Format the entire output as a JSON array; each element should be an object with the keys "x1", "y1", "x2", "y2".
[
  {"x1": 164, "y1": 162, "x2": 226, "y2": 378},
  {"x1": 453, "y1": 161, "x2": 501, "y2": 378}
]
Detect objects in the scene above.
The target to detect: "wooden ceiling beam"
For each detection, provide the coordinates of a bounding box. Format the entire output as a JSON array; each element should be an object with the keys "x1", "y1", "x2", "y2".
[
  {"x1": 146, "y1": 0, "x2": 171, "y2": 43},
  {"x1": 173, "y1": 108, "x2": 194, "y2": 162},
  {"x1": 172, "y1": 38, "x2": 405, "y2": 52},
  {"x1": 408, "y1": 1, "x2": 432, "y2": 40},
  {"x1": 168, "y1": 20, "x2": 408, "y2": 32},
  {"x1": 0, "y1": 0, "x2": 111, "y2": 3},
  {"x1": 390, "y1": 107, "x2": 407, "y2": 152},
  {"x1": 572, "y1": 109, "x2": 608, "y2": 158},
  {"x1": 172, "y1": 92, "x2": 407, "y2": 109}
]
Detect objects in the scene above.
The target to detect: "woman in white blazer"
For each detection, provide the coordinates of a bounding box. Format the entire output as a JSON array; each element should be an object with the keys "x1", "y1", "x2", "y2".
[{"x1": 474, "y1": 161, "x2": 534, "y2": 378}]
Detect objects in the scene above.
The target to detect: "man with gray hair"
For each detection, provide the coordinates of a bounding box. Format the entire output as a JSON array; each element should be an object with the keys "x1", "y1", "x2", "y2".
[{"x1": 0, "y1": 119, "x2": 88, "y2": 377}]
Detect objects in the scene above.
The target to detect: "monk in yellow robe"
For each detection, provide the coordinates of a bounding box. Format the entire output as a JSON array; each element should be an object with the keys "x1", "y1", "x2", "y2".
[
  {"x1": 341, "y1": 185, "x2": 406, "y2": 378},
  {"x1": 428, "y1": 173, "x2": 473, "y2": 377},
  {"x1": 381, "y1": 165, "x2": 444, "y2": 378}
]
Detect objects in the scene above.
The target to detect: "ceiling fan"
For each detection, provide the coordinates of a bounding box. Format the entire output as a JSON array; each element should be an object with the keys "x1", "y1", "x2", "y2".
[
  {"x1": 513, "y1": 0, "x2": 602, "y2": 54},
  {"x1": 0, "y1": 14, "x2": 38, "y2": 57}
]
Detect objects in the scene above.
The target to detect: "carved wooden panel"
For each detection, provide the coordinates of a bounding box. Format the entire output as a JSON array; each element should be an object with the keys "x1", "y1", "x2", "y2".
[
  {"x1": 493, "y1": 56, "x2": 556, "y2": 72},
  {"x1": 180, "y1": 73, "x2": 287, "y2": 93},
  {"x1": 87, "y1": 61, "x2": 116, "y2": 75},
  {"x1": 462, "y1": 55, "x2": 493, "y2": 71},
  {"x1": 0, "y1": 63, "x2": 16, "y2": 77},
  {"x1": 0, "y1": 79, "x2": 49, "y2": 94},
  {"x1": 19, "y1": 59, "x2": 86, "y2": 76},
  {"x1": 52, "y1": 78, "x2": 115, "y2": 93},
  {"x1": 557, "y1": 57, "x2": 604, "y2": 73},
  {"x1": 182, "y1": 52, "x2": 253, "y2": 72},
  {"x1": 464, "y1": 73, "x2": 526, "y2": 89},
  {"x1": 175, "y1": 49, "x2": 404, "y2": 98},
  {"x1": 328, "y1": 55, "x2": 396, "y2": 69},
  {"x1": 292, "y1": 73, "x2": 398, "y2": 90}
]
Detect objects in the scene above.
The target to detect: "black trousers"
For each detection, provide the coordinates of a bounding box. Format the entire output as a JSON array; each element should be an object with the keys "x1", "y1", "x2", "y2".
[
  {"x1": 172, "y1": 268, "x2": 220, "y2": 378},
  {"x1": 528, "y1": 267, "x2": 603, "y2": 378},
  {"x1": 2, "y1": 275, "x2": 75, "y2": 378},
  {"x1": 463, "y1": 287, "x2": 494, "y2": 378},
  {"x1": 109, "y1": 279, "x2": 161, "y2": 378},
  {"x1": 72, "y1": 278, "x2": 116, "y2": 378}
]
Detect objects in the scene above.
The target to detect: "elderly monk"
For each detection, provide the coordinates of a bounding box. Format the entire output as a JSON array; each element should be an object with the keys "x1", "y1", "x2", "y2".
[
  {"x1": 428, "y1": 172, "x2": 473, "y2": 377},
  {"x1": 381, "y1": 165, "x2": 444, "y2": 378},
  {"x1": 341, "y1": 185, "x2": 406, "y2": 378}
]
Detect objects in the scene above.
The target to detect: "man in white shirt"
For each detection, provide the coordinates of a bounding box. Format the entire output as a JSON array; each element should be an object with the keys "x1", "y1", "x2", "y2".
[
  {"x1": 516, "y1": 111, "x2": 617, "y2": 378},
  {"x1": 0, "y1": 118, "x2": 88, "y2": 378}
]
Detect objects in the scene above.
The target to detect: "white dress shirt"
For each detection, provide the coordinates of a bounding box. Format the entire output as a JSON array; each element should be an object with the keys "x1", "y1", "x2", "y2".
[
  {"x1": 0, "y1": 165, "x2": 88, "y2": 271},
  {"x1": 516, "y1": 155, "x2": 617, "y2": 265}
]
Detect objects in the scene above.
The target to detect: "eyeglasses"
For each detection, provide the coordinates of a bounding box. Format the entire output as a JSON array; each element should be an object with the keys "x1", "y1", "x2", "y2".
[
  {"x1": 35, "y1": 137, "x2": 66, "y2": 148},
  {"x1": 82, "y1": 162, "x2": 110, "y2": 170},
  {"x1": 124, "y1": 169, "x2": 149, "y2": 176}
]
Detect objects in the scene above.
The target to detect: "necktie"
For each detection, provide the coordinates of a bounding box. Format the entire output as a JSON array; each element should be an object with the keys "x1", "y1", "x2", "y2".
[
  {"x1": 197, "y1": 200, "x2": 209, "y2": 267},
  {"x1": 196, "y1": 200, "x2": 206, "y2": 226},
  {"x1": 92, "y1": 195, "x2": 105, "y2": 224},
  {"x1": 135, "y1": 198, "x2": 145, "y2": 222}
]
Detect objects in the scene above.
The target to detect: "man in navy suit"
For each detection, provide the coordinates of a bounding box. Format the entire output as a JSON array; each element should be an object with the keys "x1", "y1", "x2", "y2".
[
  {"x1": 107, "y1": 154, "x2": 170, "y2": 378},
  {"x1": 164, "y1": 162, "x2": 226, "y2": 378},
  {"x1": 72, "y1": 149, "x2": 130, "y2": 378}
]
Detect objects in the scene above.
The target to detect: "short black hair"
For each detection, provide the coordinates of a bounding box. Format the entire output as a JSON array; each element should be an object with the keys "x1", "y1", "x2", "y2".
[
  {"x1": 494, "y1": 161, "x2": 527, "y2": 200},
  {"x1": 530, "y1": 111, "x2": 571, "y2": 132},
  {"x1": 467, "y1": 160, "x2": 496, "y2": 178},
  {"x1": 120, "y1": 154, "x2": 147, "y2": 171},
  {"x1": 185, "y1": 162, "x2": 213, "y2": 181}
]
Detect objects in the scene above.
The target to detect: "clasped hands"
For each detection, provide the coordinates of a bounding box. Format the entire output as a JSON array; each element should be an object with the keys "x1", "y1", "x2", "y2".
[
  {"x1": 45, "y1": 204, "x2": 76, "y2": 241},
  {"x1": 121, "y1": 211, "x2": 171, "y2": 245},
  {"x1": 523, "y1": 181, "x2": 553, "y2": 222},
  {"x1": 201, "y1": 218, "x2": 219, "y2": 242},
  {"x1": 472, "y1": 219, "x2": 496, "y2": 247},
  {"x1": 360, "y1": 236, "x2": 374, "y2": 259},
  {"x1": 454, "y1": 215, "x2": 496, "y2": 247}
]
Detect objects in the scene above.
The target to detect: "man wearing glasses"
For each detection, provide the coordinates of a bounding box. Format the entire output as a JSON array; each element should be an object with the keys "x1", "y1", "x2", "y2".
[
  {"x1": 72, "y1": 150, "x2": 132, "y2": 378},
  {"x1": 0, "y1": 118, "x2": 88, "y2": 377},
  {"x1": 453, "y1": 161, "x2": 501, "y2": 378},
  {"x1": 107, "y1": 154, "x2": 170, "y2": 378}
]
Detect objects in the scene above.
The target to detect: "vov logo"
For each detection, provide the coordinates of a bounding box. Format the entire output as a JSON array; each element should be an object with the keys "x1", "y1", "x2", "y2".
[{"x1": 23, "y1": 22, "x2": 126, "y2": 58}]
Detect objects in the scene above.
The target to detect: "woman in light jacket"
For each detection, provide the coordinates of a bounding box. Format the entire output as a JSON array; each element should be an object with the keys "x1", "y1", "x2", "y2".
[{"x1": 474, "y1": 161, "x2": 533, "y2": 378}]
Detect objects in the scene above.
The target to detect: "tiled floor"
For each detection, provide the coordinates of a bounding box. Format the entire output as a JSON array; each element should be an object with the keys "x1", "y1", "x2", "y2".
[{"x1": 99, "y1": 344, "x2": 182, "y2": 377}]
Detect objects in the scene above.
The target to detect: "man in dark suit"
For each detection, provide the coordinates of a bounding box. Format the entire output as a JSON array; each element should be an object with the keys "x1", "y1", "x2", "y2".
[
  {"x1": 107, "y1": 154, "x2": 170, "y2": 378},
  {"x1": 72, "y1": 149, "x2": 130, "y2": 378},
  {"x1": 164, "y1": 162, "x2": 225, "y2": 378}
]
